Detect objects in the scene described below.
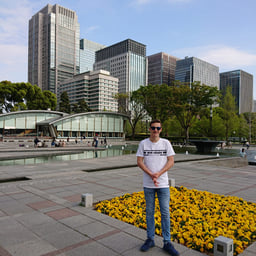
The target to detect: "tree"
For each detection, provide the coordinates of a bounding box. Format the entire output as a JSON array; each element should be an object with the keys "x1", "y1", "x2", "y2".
[
  {"x1": 59, "y1": 91, "x2": 71, "y2": 113},
  {"x1": 133, "y1": 84, "x2": 170, "y2": 122},
  {"x1": 114, "y1": 92, "x2": 147, "y2": 138},
  {"x1": 167, "y1": 81, "x2": 220, "y2": 142},
  {"x1": 219, "y1": 86, "x2": 239, "y2": 141},
  {"x1": 113, "y1": 93, "x2": 129, "y2": 114},
  {"x1": 191, "y1": 108, "x2": 225, "y2": 139},
  {"x1": 0, "y1": 81, "x2": 57, "y2": 112}
]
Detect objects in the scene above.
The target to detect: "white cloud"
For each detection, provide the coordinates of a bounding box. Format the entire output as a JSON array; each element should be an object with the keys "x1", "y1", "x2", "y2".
[
  {"x1": 85, "y1": 25, "x2": 100, "y2": 34},
  {"x1": 173, "y1": 45, "x2": 256, "y2": 70}
]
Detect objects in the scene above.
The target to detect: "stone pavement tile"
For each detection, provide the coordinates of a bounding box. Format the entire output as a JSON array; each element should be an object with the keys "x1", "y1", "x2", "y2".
[
  {"x1": 27, "y1": 199, "x2": 58, "y2": 210},
  {"x1": 59, "y1": 214, "x2": 95, "y2": 229},
  {"x1": 238, "y1": 252, "x2": 255, "y2": 256},
  {"x1": 9, "y1": 191, "x2": 34, "y2": 200},
  {"x1": 45, "y1": 208, "x2": 80, "y2": 220},
  {"x1": 0, "y1": 200, "x2": 33, "y2": 215},
  {"x1": 71, "y1": 206, "x2": 110, "y2": 220},
  {"x1": 28, "y1": 221, "x2": 71, "y2": 237},
  {"x1": 5, "y1": 239, "x2": 57, "y2": 256},
  {"x1": 65, "y1": 241, "x2": 119, "y2": 256},
  {"x1": 42, "y1": 229, "x2": 88, "y2": 250},
  {"x1": 14, "y1": 211, "x2": 54, "y2": 227},
  {"x1": 75, "y1": 221, "x2": 116, "y2": 238},
  {"x1": 0, "y1": 246, "x2": 12, "y2": 256},
  {"x1": 63, "y1": 194, "x2": 81, "y2": 202},
  {"x1": 97, "y1": 231, "x2": 141, "y2": 254},
  {"x1": 0, "y1": 222, "x2": 38, "y2": 246},
  {"x1": 180, "y1": 248, "x2": 207, "y2": 256},
  {"x1": 16, "y1": 195, "x2": 45, "y2": 204},
  {"x1": 39, "y1": 205, "x2": 68, "y2": 214},
  {"x1": 100, "y1": 215, "x2": 133, "y2": 230},
  {"x1": 122, "y1": 246, "x2": 172, "y2": 256},
  {"x1": 0, "y1": 195, "x2": 13, "y2": 203},
  {"x1": 0, "y1": 209, "x2": 6, "y2": 217}
]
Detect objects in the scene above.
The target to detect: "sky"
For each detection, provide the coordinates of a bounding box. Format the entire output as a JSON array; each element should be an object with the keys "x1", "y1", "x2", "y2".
[{"x1": 1, "y1": 0, "x2": 256, "y2": 98}]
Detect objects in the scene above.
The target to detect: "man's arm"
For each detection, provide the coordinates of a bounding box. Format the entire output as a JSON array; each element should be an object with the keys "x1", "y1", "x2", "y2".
[{"x1": 137, "y1": 156, "x2": 154, "y2": 179}]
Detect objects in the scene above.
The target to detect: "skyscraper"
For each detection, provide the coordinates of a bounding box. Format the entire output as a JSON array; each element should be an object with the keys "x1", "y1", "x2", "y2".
[
  {"x1": 220, "y1": 70, "x2": 253, "y2": 114},
  {"x1": 28, "y1": 4, "x2": 80, "y2": 94},
  {"x1": 175, "y1": 57, "x2": 219, "y2": 88},
  {"x1": 147, "y1": 52, "x2": 179, "y2": 86},
  {"x1": 80, "y1": 39, "x2": 105, "y2": 73},
  {"x1": 94, "y1": 39, "x2": 148, "y2": 94}
]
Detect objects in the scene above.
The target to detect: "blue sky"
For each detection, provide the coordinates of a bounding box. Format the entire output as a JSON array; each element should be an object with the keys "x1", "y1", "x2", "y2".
[{"x1": 1, "y1": 0, "x2": 256, "y2": 98}]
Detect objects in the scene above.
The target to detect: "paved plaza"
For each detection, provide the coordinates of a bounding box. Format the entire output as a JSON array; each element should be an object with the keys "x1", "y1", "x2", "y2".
[{"x1": 0, "y1": 142, "x2": 255, "y2": 256}]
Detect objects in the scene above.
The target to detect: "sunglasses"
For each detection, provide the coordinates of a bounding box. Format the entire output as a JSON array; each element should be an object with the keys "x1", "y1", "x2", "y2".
[{"x1": 150, "y1": 126, "x2": 161, "y2": 131}]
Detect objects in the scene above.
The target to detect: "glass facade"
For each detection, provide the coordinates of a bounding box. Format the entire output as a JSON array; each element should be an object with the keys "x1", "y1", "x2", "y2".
[
  {"x1": 80, "y1": 39, "x2": 105, "y2": 73},
  {"x1": 53, "y1": 112, "x2": 126, "y2": 138},
  {"x1": 94, "y1": 39, "x2": 147, "y2": 95},
  {"x1": 0, "y1": 111, "x2": 64, "y2": 137},
  {"x1": 220, "y1": 70, "x2": 253, "y2": 114},
  {"x1": 175, "y1": 57, "x2": 219, "y2": 88},
  {"x1": 148, "y1": 52, "x2": 178, "y2": 86},
  {"x1": 0, "y1": 111, "x2": 128, "y2": 139}
]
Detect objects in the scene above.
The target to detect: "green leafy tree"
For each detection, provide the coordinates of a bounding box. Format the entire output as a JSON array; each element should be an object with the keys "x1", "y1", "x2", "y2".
[
  {"x1": 191, "y1": 108, "x2": 225, "y2": 139},
  {"x1": 0, "y1": 81, "x2": 57, "y2": 112},
  {"x1": 114, "y1": 92, "x2": 147, "y2": 138},
  {"x1": 77, "y1": 99, "x2": 91, "y2": 113},
  {"x1": 166, "y1": 81, "x2": 220, "y2": 142},
  {"x1": 219, "y1": 86, "x2": 239, "y2": 141},
  {"x1": 133, "y1": 84, "x2": 169, "y2": 122},
  {"x1": 113, "y1": 93, "x2": 129, "y2": 114},
  {"x1": 42, "y1": 90, "x2": 57, "y2": 110},
  {"x1": 59, "y1": 91, "x2": 71, "y2": 113}
]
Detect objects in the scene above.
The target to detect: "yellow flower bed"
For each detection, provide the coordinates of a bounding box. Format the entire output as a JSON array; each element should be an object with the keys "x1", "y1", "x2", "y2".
[{"x1": 95, "y1": 186, "x2": 256, "y2": 255}]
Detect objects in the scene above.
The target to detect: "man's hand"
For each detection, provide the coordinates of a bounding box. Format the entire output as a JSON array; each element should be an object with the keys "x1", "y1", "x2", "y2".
[
  {"x1": 151, "y1": 172, "x2": 160, "y2": 187},
  {"x1": 152, "y1": 177, "x2": 159, "y2": 187}
]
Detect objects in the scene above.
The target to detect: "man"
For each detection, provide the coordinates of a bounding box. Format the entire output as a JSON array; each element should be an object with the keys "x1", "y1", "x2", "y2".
[{"x1": 136, "y1": 119, "x2": 179, "y2": 256}]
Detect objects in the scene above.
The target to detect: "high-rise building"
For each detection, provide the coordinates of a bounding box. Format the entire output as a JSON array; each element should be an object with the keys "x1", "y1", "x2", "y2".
[
  {"x1": 94, "y1": 39, "x2": 148, "y2": 94},
  {"x1": 80, "y1": 39, "x2": 105, "y2": 73},
  {"x1": 220, "y1": 70, "x2": 253, "y2": 114},
  {"x1": 175, "y1": 57, "x2": 219, "y2": 88},
  {"x1": 147, "y1": 52, "x2": 179, "y2": 86},
  {"x1": 58, "y1": 70, "x2": 118, "y2": 112},
  {"x1": 28, "y1": 4, "x2": 80, "y2": 94}
]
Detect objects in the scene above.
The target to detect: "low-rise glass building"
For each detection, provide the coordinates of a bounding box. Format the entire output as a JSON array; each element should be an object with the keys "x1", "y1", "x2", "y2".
[{"x1": 0, "y1": 110, "x2": 128, "y2": 140}]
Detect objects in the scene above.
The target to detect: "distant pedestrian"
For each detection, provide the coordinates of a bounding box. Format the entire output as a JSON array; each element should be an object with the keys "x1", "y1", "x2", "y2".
[
  {"x1": 240, "y1": 148, "x2": 247, "y2": 158},
  {"x1": 246, "y1": 141, "x2": 250, "y2": 150},
  {"x1": 34, "y1": 137, "x2": 39, "y2": 147}
]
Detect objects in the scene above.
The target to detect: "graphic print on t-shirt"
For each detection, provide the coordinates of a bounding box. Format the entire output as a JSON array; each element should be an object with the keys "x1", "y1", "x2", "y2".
[{"x1": 143, "y1": 150, "x2": 167, "y2": 156}]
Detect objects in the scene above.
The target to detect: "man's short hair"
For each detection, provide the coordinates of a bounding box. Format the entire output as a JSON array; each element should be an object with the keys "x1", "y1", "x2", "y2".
[{"x1": 150, "y1": 119, "x2": 162, "y2": 126}]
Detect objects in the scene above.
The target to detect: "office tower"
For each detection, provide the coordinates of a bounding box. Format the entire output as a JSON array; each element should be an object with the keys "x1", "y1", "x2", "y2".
[
  {"x1": 220, "y1": 70, "x2": 253, "y2": 114},
  {"x1": 80, "y1": 39, "x2": 105, "y2": 73},
  {"x1": 58, "y1": 70, "x2": 118, "y2": 112},
  {"x1": 147, "y1": 52, "x2": 179, "y2": 86},
  {"x1": 175, "y1": 57, "x2": 219, "y2": 88},
  {"x1": 28, "y1": 4, "x2": 80, "y2": 94},
  {"x1": 94, "y1": 39, "x2": 148, "y2": 94}
]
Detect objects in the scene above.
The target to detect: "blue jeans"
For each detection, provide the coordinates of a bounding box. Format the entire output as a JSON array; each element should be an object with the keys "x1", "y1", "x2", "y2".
[{"x1": 144, "y1": 187, "x2": 171, "y2": 243}]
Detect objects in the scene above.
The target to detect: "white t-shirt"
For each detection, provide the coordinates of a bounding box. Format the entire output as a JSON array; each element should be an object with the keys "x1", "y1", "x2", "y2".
[{"x1": 136, "y1": 138, "x2": 175, "y2": 188}]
